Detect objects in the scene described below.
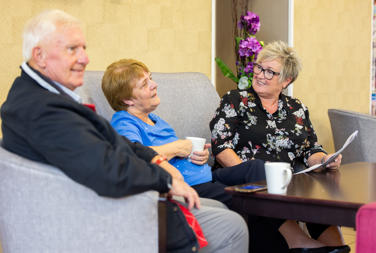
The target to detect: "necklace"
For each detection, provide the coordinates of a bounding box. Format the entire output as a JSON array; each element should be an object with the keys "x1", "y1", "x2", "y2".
[{"x1": 262, "y1": 100, "x2": 278, "y2": 114}]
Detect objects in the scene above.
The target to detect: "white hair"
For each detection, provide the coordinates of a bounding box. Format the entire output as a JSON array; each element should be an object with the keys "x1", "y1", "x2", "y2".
[{"x1": 22, "y1": 9, "x2": 81, "y2": 62}]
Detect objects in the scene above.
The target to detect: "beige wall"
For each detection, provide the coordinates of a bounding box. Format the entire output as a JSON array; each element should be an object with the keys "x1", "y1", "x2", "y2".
[
  {"x1": 293, "y1": 0, "x2": 372, "y2": 152},
  {"x1": 0, "y1": 0, "x2": 212, "y2": 137}
]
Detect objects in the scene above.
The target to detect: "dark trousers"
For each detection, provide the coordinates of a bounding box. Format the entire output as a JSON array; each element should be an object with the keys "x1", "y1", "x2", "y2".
[
  {"x1": 248, "y1": 216, "x2": 330, "y2": 253},
  {"x1": 192, "y1": 159, "x2": 266, "y2": 208},
  {"x1": 192, "y1": 159, "x2": 330, "y2": 253}
]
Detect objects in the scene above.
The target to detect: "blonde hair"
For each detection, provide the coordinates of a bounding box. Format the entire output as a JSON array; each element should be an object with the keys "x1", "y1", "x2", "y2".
[
  {"x1": 23, "y1": 9, "x2": 81, "y2": 62},
  {"x1": 256, "y1": 40, "x2": 302, "y2": 84},
  {"x1": 102, "y1": 59, "x2": 150, "y2": 111}
]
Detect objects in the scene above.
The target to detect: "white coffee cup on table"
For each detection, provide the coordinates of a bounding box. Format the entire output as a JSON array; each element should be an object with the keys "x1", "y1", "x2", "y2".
[
  {"x1": 185, "y1": 137, "x2": 206, "y2": 160},
  {"x1": 265, "y1": 162, "x2": 292, "y2": 195}
]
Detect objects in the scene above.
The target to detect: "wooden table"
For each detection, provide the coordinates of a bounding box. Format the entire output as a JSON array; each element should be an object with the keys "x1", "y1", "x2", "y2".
[{"x1": 225, "y1": 162, "x2": 376, "y2": 228}]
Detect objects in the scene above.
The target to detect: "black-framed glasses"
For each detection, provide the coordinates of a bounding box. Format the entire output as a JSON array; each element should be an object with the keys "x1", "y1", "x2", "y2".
[{"x1": 253, "y1": 63, "x2": 280, "y2": 80}]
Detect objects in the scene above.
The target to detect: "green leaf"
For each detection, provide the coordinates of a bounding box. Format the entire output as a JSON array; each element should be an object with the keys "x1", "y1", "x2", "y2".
[
  {"x1": 215, "y1": 57, "x2": 239, "y2": 84},
  {"x1": 235, "y1": 37, "x2": 242, "y2": 45}
]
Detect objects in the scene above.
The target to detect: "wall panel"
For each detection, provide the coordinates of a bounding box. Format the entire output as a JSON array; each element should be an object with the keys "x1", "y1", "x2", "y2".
[{"x1": 294, "y1": 0, "x2": 372, "y2": 152}]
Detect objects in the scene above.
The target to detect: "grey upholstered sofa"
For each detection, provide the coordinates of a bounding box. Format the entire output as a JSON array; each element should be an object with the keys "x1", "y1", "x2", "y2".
[
  {"x1": 0, "y1": 71, "x2": 220, "y2": 253},
  {"x1": 328, "y1": 109, "x2": 376, "y2": 164}
]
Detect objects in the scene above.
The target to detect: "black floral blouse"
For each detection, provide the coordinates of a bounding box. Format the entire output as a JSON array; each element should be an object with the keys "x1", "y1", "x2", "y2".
[{"x1": 209, "y1": 87, "x2": 326, "y2": 170}]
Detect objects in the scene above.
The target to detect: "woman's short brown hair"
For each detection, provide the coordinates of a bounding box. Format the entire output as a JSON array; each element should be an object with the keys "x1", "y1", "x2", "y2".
[{"x1": 102, "y1": 59, "x2": 149, "y2": 111}]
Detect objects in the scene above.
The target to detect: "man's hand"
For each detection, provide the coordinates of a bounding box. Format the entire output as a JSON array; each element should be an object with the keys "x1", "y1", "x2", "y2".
[
  {"x1": 168, "y1": 178, "x2": 201, "y2": 210},
  {"x1": 190, "y1": 143, "x2": 211, "y2": 165}
]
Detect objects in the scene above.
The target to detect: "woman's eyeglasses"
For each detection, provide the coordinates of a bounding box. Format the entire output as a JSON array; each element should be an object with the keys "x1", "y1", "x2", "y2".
[{"x1": 253, "y1": 63, "x2": 280, "y2": 80}]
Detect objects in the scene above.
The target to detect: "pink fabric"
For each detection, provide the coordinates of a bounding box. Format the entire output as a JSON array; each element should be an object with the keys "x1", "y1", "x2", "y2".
[{"x1": 356, "y1": 202, "x2": 376, "y2": 253}]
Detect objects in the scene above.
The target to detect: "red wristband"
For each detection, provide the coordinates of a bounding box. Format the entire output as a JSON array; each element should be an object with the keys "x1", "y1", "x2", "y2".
[{"x1": 153, "y1": 155, "x2": 167, "y2": 165}]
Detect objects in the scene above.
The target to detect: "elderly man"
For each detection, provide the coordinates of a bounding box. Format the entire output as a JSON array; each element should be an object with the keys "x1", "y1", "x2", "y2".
[{"x1": 1, "y1": 9, "x2": 248, "y2": 253}]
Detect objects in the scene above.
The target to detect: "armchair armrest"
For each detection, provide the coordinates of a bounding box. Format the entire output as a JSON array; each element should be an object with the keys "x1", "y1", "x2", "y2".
[{"x1": 0, "y1": 145, "x2": 159, "y2": 253}]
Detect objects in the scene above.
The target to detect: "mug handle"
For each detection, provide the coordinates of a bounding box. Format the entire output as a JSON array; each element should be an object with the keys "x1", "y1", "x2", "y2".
[{"x1": 281, "y1": 168, "x2": 292, "y2": 189}]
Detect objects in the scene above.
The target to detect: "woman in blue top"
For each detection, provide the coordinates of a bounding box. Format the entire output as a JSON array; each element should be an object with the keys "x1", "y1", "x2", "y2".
[{"x1": 101, "y1": 59, "x2": 266, "y2": 207}]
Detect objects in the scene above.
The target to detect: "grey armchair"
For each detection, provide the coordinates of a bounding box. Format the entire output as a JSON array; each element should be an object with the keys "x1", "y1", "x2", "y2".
[
  {"x1": 328, "y1": 109, "x2": 376, "y2": 164},
  {"x1": 0, "y1": 71, "x2": 219, "y2": 253},
  {"x1": 0, "y1": 145, "x2": 159, "y2": 253}
]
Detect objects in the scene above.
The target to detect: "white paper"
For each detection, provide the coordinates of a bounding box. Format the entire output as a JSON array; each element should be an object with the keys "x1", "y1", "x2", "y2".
[{"x1": 294, "y1": 130, "x2": 359, "y2": 175}]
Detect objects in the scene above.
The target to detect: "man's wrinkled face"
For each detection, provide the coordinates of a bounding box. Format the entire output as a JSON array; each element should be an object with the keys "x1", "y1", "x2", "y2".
[{"x1": 39, "y1": 24, "x2": 89, "y2": 90}]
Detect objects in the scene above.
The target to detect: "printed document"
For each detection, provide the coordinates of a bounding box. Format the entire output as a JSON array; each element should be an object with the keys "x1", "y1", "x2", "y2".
[{"x1": 294, "y1": 130, "x2": 359, "y2": 175}]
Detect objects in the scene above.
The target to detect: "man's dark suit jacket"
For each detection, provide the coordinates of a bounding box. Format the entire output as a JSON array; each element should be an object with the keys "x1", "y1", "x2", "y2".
[{"x1": 1, "y1": 69, "x2": 171, "y2": 197}]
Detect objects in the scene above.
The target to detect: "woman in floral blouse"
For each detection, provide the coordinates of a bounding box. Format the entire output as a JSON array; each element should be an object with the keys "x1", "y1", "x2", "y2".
[{"x1": 210, "y1": 41, "x2": 349, "y2": 253}]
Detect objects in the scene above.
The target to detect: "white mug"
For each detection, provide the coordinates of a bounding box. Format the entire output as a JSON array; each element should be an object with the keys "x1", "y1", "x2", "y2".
[
  {"x1": 185, "y1": 137, "x2": 206, "y2": 153},
  {"x1": 265, "y1": 162, "x2": 292, "y2": 194}
]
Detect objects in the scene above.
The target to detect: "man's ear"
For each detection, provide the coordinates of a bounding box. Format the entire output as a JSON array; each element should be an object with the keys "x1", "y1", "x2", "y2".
[
  {"x1": 31, "y1": 46, "x2": 46, "y2": 68},
  {"x1": 122, "y1": 98, "x2": 134, "y2": 107}
]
